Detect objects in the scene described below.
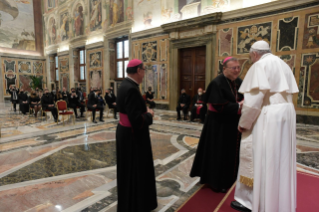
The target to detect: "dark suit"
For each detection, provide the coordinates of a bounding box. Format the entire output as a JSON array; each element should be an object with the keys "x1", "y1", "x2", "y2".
[
  {"x1": 68, "y1": 92, "x2": 85, "y2": 117},
  {"x1": 105, "y1": 92, "x2": 118, "y2": 118},
  {"x1": 7, "y1": 88, "x2": 19, "y2": 111},
  {"x1": 190, "y1": 94, "x2": 207, "y2": 123},
  {"x1": 18, "y1": 92, "x2": 29, "y2": 115},
  {"x1": 61, "y1": 91, "x2": 69, "y2": 104},
  {"x1": 87, "y1": 92, "x2": 104, "y2": 121},
  {"x1": 41, "y1": 93, "x2": 58, "y2": 121},
  {"x1": 145, "y1": 91, "x2": 156, "y2": 108},
  {"x1": 176, "y1": 93, "x2": 191, "y2": 119}
]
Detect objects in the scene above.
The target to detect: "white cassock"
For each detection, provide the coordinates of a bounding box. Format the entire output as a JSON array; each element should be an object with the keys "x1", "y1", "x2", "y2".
[{"x1": 235, "y1": 53, "x2": 299, "y2": 212}]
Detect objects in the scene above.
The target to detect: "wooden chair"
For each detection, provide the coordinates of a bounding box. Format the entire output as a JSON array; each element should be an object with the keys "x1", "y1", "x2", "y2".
[
  {"x1": 56, "y1": 100, "x2": 75, "y2": 126},
  {"x1": 86, "y1": 99, "x2": 99, "y2": 119}
]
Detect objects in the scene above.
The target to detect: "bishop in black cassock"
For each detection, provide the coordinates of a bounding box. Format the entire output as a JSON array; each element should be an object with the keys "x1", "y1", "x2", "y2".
[
  {"x1": 190, "y1": 57, "x2": 244, "y2": 192},
  {"x1": 116, "y1": 59, "x2": 157, "y2": 212}
]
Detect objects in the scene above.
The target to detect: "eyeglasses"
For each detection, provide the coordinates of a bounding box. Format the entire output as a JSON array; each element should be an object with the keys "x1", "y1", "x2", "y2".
[{"x1": 227, "y1": 66, "x2": 241, "y2": 70}]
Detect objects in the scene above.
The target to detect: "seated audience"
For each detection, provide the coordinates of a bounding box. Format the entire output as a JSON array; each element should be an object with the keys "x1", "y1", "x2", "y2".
[
  {"x1": 176, "y1": 89, "x2": 190, "y2": 120},
  {"x1": 29, "y1": 91, "x2": 41, "y2": 118},
  {"x1": 104, "y1": 87, "x2": 118, "y2": 119},
  {"x1": 42, "y1": 88, "x2": 58, "y2": 122},
  {"x1": 18, "y1": 88, "x2": 29, "y2": 115},
  {"x1": 87, "y1": 89, "x2": 104, "y2": 123},
  {"x1": 68, "y1": 87, "x2": 85, "y2": 118},
  {"x1": 54, "y1": 88, "x2": 63, "y2": 102},
  {"x1": 190, "y1": 88, "x2": 207, "y2": 123},
  {"x1": 61, "y1": 87, "x2": 69, "y2": 104},
  {"x1": 146, "y1": 87, "x2": 156, "y2": 109},
  {"x1": 7, "y1": 85, "x2": 19, "y2": 112}
]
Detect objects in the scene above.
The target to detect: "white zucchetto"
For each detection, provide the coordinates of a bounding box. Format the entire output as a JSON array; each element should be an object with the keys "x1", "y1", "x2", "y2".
[{"x1": 251, "y1": 40, "x2": 270, "y2": 50}]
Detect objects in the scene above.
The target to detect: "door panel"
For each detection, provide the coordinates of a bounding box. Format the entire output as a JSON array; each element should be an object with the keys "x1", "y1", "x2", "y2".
[{"x1": 179, "y1": 46, "x2": 206, "y2": 99}]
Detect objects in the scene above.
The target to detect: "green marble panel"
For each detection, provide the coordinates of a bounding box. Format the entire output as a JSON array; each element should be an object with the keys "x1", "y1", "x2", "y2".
[{"x1": 0, "y1": 142, "x2": 116, "y2": 186}]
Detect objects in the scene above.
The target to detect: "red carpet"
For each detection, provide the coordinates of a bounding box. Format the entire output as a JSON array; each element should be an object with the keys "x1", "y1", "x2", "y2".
[{"x1": 178, "y1": 171, "x2": 319, "y2": 212}]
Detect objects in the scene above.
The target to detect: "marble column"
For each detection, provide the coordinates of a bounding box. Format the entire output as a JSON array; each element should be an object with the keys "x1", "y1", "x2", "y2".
[
  {"x1": 69, "y1": 48, "x2": 75, "y2": 89},
  {"x1": 46, "y1": 55, "x2": 52, "y2": 90},
  {"x1": 0, "y1": 55, "x2": 3, "y2": 103}
]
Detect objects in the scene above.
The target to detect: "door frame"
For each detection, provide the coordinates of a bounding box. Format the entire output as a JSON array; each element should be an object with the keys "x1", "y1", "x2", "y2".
[{"x1": 169, "y1": 33, "x2": 217, "y2": 110}]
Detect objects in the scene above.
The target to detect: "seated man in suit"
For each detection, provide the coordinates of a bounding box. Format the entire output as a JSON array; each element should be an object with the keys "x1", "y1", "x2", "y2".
[
  {"x1": 190, "y1": 88, "x2": 207, "y2": 123},
  {"x1": 68, "y1": 87, "x2": 85, "y2": 118},
  {"x1": 176, "y1": 89, "x2": 191, "y2": 120},
  {"x1": 61, "y1": 87, "x2": 69, "y2": 104},
  {"x1": 87, "y1": 88, "x2": 104, "y2": 123},
  {"x1": 145, "y1": 86, "x2": 156, "y2": 109},
  {"x1": 42, "y1": 88, "x2": 58, "y2": 122},
  {"x1": 104, "y1": 87, "x2": 118, "y2": 119},
  {"x1": 18, "y1": 88, "x2": 29, "y2": 115},
  {"x1": 7, "y1": 85, "x2": 19, "y2": 112}
]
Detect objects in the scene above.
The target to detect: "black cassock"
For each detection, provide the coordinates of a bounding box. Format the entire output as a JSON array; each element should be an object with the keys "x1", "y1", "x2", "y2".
[
  {"x1": 190, "y1": 73, "x2": 243, "y2": 190},
  {"x1": 116, "y1": 78, "x2": 157, "y2": 212}
]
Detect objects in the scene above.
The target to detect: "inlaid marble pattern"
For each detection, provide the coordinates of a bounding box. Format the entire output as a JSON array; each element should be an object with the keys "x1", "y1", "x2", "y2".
[{"x1": 0, "y1": 108, "x2": 318, "y2": 212}]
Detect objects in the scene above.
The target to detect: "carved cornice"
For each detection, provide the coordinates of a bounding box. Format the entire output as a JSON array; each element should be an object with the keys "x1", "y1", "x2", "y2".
[
  {"x1": 85, "y1": 41, "x2": 104, "y2": 50},
  {"x1": 171, "y1": 34, "x2": 214, "y2": 49},
  {"x1": 162, "y1": 12, "x2": 222, "y2": 32},
  {"x1": 105, "y1": 21, "x2": 133, "y2": 39}
]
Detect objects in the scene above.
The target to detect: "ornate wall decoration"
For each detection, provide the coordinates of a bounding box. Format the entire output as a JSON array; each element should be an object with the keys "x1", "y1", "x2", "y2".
[
  {"x1": 302, "y1": 13, "x2": 319, "y2": 49},
  {"x1": 19, "y1": 75, "x2": 32, "y2": 93},
  {"x1": 89, "y1": 0, "x2": 102, "y2": 31},
  {"x1": 280, "y1": 55, "x2": 296, "y2": 74},
  {"x1": 219, "y1": 28, "x2": 233, "y2": 56},
  {"x1": 89, "y1": 52, "x2": 102, "y2": 68},
  {"x1": 142, "y1": 41, "x2": 157, "y2": 62},
  {"x1": 60, "y1": 73, "x2": 70, "y2": 91},
  {"x1": 18, "y1": 61, "x2": 32, "y2": 74},
  {"x1": 133, "y1": 43, "x2": 140, "y2": 59},
  {"x1": 160, "y1": 64, "x2": 168, "y2": 100},
  {"x1": 60, "y1": 11, "x2": 70, "y2": 41},
  {"x1": 34, "y1": 62, "x2": 44, "y2": 74},
  {"x1": 143, "y1": 65, "x2": 158, "y2": 98},
  {"x1": 277, "y1": 17, "x2": 299, "y2": 52},
  {"x1": 159, "y1": 39, "x2": 168, "y2": 62},
  {"x1": 89, "y1": 70, "x2": 102, "y2": 89},
  {"x1": 4, "y1": 60, "x2": 16, "y2": 73},
  {"x1": 59, "y1": 56, "x2": 69, "y2": 73},
  {"x1": 237, "y1": 22, "x2": 272, "y2": 54},
  {"x1": 48, "y1": 17, "x2": 57, "y2": 45},
  {"x1": 298, "y1": 53, "x2": 319, "y2": 109},
  {"x1": 238, "y1": 59, "x2": 253, "y2": 80}
]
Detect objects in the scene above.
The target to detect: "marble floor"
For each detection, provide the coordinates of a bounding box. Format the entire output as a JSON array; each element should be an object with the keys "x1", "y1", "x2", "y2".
[{"x1": 0, "y1": 106, "x2": 318, "y2": 212}]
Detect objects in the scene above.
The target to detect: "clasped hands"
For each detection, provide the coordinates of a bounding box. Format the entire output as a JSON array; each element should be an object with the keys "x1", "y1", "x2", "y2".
[{"x1": 147, "y1": 107, "x2": 154, "y2": 117}]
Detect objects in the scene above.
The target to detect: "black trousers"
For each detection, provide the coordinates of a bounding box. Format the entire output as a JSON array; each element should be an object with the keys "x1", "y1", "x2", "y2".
[
  {"x1": 20, "y1": 103, "x2": 29, "y2": 115},
  {"x1": 108, "y1": 105, "x2": 118, "y2": 118},
  {"x1": 46, "y1": 106, "x2": 58, "y2": 120},
  {"x1": 88, "y1": 105, "x2": 104, "y2": 121},
  {"x1": 69, "y1": 102, "x2": 85, "y2": 117},
  {"x1": 12, "y1": 100, "x2": 18, "y2": 111},
  {"x1": 146, "y1": 100, "x2": 156, "y2": 109},
  {"x1": 190, "y1": 105, "x2": 207, "y2": 122},
  {"x1": 176, "y1": 105, "x2": 189, "y2": 118}
]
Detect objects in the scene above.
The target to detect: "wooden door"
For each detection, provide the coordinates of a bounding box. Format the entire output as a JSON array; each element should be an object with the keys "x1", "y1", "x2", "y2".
[{"x1": 179, "y1": 46, "x2": 206, "y2": 99}]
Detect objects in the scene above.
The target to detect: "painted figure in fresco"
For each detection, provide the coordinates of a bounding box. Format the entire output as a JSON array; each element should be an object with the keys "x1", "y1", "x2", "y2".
[
  {"x1": 161, "y1": 8, "x2": 173, "y2": 23},
  {"x1": 49, "y1": 18, "x2": 57, "y2": 44},
  {"x1": 90, "y1": 0, "x2": 102, "y2": 31},
  {"x1": 74, "y1": 5, "x2": 84, "y2": 36},
  {"x1": 110, "y1": 0, "x2": 123, "y2": 27},
  {"x1": 143, "y1": 12, "x2": 153, "y2": 28},
  {"x1": 60, "y1": 13, "x2": 69, "y2": 41}
]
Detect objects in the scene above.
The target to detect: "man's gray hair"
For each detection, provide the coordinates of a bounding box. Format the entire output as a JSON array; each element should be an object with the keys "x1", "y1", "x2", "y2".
[{"x1": 250, "y1": 48, "x2": 271, "y2": 56}]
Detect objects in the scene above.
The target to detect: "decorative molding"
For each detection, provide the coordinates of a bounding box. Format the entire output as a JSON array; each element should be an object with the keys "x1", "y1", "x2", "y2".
[
  {"x1": 85, "y1": 41, "x2": 104, "y2": 50},
  {"x1": 170, "y1": 34, "x2": 214, "y2": 49},
  {"x1": 131, "y1": 27, "x2": 165, "y2": 40},
  {"x1": 162, "y1": 12, "x2": 222, "y2": 32}
]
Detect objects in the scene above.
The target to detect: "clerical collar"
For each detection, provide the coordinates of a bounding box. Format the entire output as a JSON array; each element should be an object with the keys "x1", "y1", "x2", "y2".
[
  {"x1": 223, "y1": 73, "x2": 234, "y2": 83},
  {"x1": 126, "y1": 76, "x2": 139, "y2": 85}
]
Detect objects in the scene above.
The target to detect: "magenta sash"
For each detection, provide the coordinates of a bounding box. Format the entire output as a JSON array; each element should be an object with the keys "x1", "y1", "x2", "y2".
[
  {"x1": 196, "y1": 101, "x2": 204, "y2": 115},
  {"x1": 208, "y1": 103, "x2": 218, "y2": 112},
  {"x1": 119, "y1": 113, "x2": 132, "y2": 127}
]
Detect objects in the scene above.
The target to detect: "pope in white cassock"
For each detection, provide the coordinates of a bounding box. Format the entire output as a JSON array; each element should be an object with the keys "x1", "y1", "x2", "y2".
[{"x1": 231, "y1": 40, "x2": 299, "y2": 212}]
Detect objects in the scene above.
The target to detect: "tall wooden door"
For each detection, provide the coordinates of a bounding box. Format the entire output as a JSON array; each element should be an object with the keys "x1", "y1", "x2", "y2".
[{"x1": 179, "y1": 46, "x2": 206, "y2": 99}]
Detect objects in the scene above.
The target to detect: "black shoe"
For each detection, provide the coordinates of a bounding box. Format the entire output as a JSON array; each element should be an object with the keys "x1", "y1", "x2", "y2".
[
  {"x1": 177, "y1": 117, "x2": 181, "y2": 120},
  {"x1": 100, "y1": 119, "x2": 104, "y2": 122},
  {"x1": 93, "y1": 120, "x2": 98, "y2": 123},
  {"x1": 221, "y1": 188, "x2": 227, "y2": 193},
  {"x1": 210, "y1": 187, "x2": 221, "y2": 193},
  {"x1": 190, "y1": 119, "x2": 194, "y2": 122},
  {"x1": 231, "y1": 201, "x2": 251, "y2": 212},
  {"x1": 114, "y1": 116, "x2": 118, "y2": 119},
  {"x1": 183, "y1": 117, "x2": 188, "y2": 120}
]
